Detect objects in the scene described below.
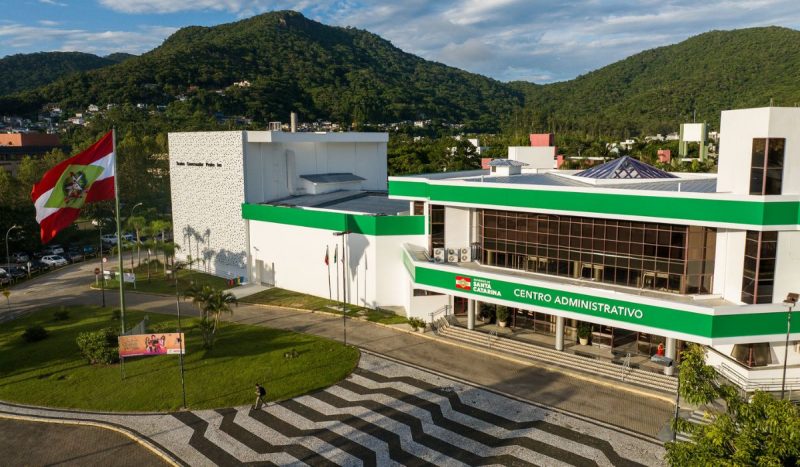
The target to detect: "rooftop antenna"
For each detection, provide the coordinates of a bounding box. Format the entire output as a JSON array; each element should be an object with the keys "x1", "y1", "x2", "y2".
[
  {"x1": 770, "y1": 98, "x2": 774, "y2": 107},
  {"x1": 693, "y1": 109, "x2": 696, "y2": 123}
]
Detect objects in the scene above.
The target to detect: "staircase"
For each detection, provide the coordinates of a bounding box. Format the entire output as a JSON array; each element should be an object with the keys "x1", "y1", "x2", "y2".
[
  {"x1": 675, "y1": 409, "x2": 712, "y2": 442},
  {"x1": 433, "y1": 316, "x2": 678, "y2": 394}
]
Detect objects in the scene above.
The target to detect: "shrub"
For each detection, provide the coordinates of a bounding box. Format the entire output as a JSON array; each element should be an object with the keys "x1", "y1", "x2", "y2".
[
  {"x1": 111, "y1": 309, "x2": 121, "y2": 321},
  {"x1": 408, "y1": 317, "x2": 426, "y2": 331},
  {"x1": 496, "y1": 306, "x2": 509, "y2": 324},
  {"x1": 53, "y1": 309, "x2": 70, "y2": 321},
  {"x1": 76, "y1": 328, "x2": 119, "y2": 364},
  {"x1": 577, "y1": 322, "x2": 593, "y2": 339},
  {"x1": 22, "y1": 325, "x2": 48, "y2": 343}
]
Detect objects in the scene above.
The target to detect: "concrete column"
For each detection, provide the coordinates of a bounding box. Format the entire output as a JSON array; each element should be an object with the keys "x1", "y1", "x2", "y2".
[
  {"x1": 555, "y1": 316, "x2": 565, "y2": 351},
  {"x1": 664, "y1": 337, "x2": 677, "y2": 376},
  {"x1": 467, "y1": 299, "x2": 475, "y2": 330}
]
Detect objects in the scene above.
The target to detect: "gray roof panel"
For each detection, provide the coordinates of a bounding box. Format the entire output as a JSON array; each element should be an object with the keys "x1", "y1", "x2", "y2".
[{"x1": 299, "y1": 173, "x2": 365, "y2": 183}]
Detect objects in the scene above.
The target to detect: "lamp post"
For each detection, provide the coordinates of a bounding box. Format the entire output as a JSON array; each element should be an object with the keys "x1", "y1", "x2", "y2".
[
  {"x1": 92, "y1": 219, "x2": 106, "y2": 308},
  {"x1": 333, "y1": 230, "x2": 350, "y2": 346},
  {"x1": 129, "y1": 202, "x2": 143, "y2": 272},
  {"x1": 175, "y1": 264, "x2": 187, "y2": 408},
  {"x1": 781, "y1": 292, "x2": 798, "y2": 399},
  {"x1": 5, "y1": 224, "x2": 20, "y2": 272}
]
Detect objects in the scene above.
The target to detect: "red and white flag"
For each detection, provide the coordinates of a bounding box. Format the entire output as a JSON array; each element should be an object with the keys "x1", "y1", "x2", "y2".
[{"x1": 31, "y1": 131, "x2": 116, "y2": 243}]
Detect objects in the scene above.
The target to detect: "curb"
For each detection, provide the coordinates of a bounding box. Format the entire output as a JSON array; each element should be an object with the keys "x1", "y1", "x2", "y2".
[{"x1": 0, "y1": 412, "x2": 182, "y2": 467}]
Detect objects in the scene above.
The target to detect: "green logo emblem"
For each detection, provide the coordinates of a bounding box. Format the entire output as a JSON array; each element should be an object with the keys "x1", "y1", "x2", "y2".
[{"x1": 45, "y1": 164, "x2": 104, "y2": 209}]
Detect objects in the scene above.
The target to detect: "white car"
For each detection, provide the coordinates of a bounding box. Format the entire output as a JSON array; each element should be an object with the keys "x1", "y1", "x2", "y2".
[
  {"x1": 42, "y1": 244, "x2": 65, "y2": 256},
  {"x1": 101, "y1": 233, "x2": 136, "y2": 245},
  {"x1": 40, "y1": 255, "x2": 68, "y2": 267}
]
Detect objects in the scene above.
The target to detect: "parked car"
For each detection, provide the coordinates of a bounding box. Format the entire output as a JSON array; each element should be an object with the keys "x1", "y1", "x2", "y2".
[
  {"x1": 67, "y1": 248, "x2": 84, "y2": 263},
  {"x1": 6, "y1": 266, "x2": 27, "y2": 281},
  {"x1": 40, "y1": 255, "x2": 68, "y2": 267},
  {"x1": 10, "y1": 252, "x2": 29, "y2": 263},
  {"x1": 82, "y1": 244, "x2": 96, "y2": 256},
  {"x1": 42, "y1": 244, "x2": 65, "y2": 256},
  {"x1": 0, "y1": 273, "x2": 9, "y2": 286},
  {"x1": 26, "y1": 260, "x2": 45, "y2": 274}
]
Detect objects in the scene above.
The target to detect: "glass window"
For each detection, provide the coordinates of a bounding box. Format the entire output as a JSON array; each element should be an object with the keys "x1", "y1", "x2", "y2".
[
  {"x1": 741, "y1": 230, "x2": 778, "y2": 304},
  {"x1": 750, "y1": 138, "x2": 785, "y2": 195}
]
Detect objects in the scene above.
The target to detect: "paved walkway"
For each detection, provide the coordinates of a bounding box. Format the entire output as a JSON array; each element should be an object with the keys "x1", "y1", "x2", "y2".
[
  {"x1": 0, "y1": 353, "x2": 665, "y2": 466},
  {"x1": 1, "y1": 261, "x2": 675, "y2": 438}
]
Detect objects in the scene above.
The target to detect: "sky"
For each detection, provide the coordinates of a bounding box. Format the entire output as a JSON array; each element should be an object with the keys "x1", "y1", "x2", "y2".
[{"x1": 2, "y1": 0, "x2": 800, "y2": 83}]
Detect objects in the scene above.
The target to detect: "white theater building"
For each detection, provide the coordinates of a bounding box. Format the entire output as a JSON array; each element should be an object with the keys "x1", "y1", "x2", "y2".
[{"x1": 170, "y1": 107, "x2": 800, "y2": 394}]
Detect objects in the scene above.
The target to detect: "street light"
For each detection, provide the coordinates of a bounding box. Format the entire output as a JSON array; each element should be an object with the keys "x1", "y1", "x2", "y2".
[
  {"x1": 5, "y1": 224, "x2": 20, "y2": 272},
  {"x1": 92, "y1": 219, "x2": 106, "y2": 308},
  {"x1": 781, "y1": 292, "x2": 797, "y2": 399},
  {"x1": 129, "y1": 202, "x2": 143, "y2": 272},
  {"x1": 333, "y1": 230, "x2": 351, "y2": 346}
]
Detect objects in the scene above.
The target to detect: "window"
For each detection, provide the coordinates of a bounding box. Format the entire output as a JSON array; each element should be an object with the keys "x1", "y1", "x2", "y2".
[
  {"x1": 741, "y1": 231, "x2": 778, "y2": 304},
  {"x1": 478, "y1": 210, "x2": 716, "y2": 294},
  {"x1": 749, "y1": 138, "x2": 785, "y2": 195},
  {"x1": 412, "y1": 201, "x2": 425, "y2": 216},
  {"x1": 429, "y1": 204, "x2": 445, "y2": 252}
]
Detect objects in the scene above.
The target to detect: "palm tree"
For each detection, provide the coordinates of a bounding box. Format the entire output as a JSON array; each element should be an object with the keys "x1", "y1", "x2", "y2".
[
  {"x1": 126, "y1": 215, "x2": 147, "y2": 267},
  {"x1": 184, "y1": 284, "x2": 237, "y2": 348},
  {"x1": 150, "y1": 219, "x2": 171, "y2": 268}
]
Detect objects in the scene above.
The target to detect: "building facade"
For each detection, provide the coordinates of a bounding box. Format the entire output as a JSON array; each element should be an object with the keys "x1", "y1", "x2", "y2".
[{"x1": 169, "y1": 107, "x2": 800, "y2": 392}]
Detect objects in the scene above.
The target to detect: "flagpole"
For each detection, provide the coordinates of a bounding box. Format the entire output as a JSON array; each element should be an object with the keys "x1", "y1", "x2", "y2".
[
  {"x1": 112, "y1": 128, "x2": 126, "y2": 335},
  {"x1": 327, "y1": 246, "x2": 332, "y2": 300}
]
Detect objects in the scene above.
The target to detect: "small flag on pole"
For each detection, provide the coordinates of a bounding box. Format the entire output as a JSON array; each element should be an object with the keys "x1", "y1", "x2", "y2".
[
  {"x1": 333, "y1": 244, "x2": 338, "y2": 264},
  {"x1": 31, "y1": 131, "x2": 115, "y2": 243},
  {"x1": 324, "y1": 245, "x2": 329, "y2": 265}
]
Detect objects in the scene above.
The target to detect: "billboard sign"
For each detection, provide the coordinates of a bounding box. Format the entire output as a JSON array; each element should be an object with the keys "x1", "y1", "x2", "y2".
[{"x1": 118, "y1": 333, "x2": 185, "y2": 357}]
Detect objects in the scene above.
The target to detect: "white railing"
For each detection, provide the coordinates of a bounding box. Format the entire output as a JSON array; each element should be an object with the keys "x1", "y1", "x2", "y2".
[
  {"x1": 429, "y1": 305, "x2": 451, "y2": 335},
  {"x1": 488, "y1": 330, "x2": 498, "y2": 349},
  {"x1": 621, "y1": 352, "x2": 632, "y2": 382},
  {"x1": 717, "y1": 362, "x2": 800, "y2": 393}
]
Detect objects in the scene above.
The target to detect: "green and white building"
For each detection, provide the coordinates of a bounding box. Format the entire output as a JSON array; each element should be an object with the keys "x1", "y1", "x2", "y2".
[{"x1": 169, "y1": 106, "x2": 800, "y2": 392}]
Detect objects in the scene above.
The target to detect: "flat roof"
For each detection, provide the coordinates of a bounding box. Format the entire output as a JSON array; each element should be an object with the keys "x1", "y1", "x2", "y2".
[
  {"x1": 397, "y1": 170, "x2": 719, "y2": 194},
  {"x1": 246, "y1": 130, "x2": 388, "y2": 144},
  {"x1": 268, "y1": 191, "x2": 409, "y2": 215}
]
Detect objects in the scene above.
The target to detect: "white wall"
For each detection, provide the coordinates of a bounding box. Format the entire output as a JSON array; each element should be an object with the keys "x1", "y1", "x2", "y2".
[
  {"x1": 713, "y1": 229, "x2": 746, "y2": 303},
  {"x1": 717, "y1": 108, "x2": 771, "y2": 194},
  {"x1": 242, "y1": 137, "x2": 388, "y2": 203},
  {"x1": 774, "y1": 231, "x2": 800, "y2": 303},
  {"x1": 444, "y1": 206, "x2": 471, "y2": 252},
  {"x1": 248, "y1": 219, "x2": 425, "y2": 310},
  {"x1": 169, "y1": 131, "x2": 248, "y2": 279},
  {"x1": 508, "y1": 146, "x2": 556, "y2": 169}
]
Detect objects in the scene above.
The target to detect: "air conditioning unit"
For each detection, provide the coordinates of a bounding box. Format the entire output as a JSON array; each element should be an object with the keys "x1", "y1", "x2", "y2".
[
  {"x1": 448, "y1": 253, "x2": 460, "y2": 263},
  {"x1": 433, "y1": 248, "x2": 446, "y2": 263}
]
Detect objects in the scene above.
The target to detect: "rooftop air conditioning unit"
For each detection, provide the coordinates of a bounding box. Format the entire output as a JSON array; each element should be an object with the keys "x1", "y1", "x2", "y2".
[
  {"x1": 459, "y1": 248, "x2": 470, "y2": 262},
  {"x1": 433, "y1": 248, "x2": 446, "y2": 263},
  {"x1": 447, "y1": 248, "x2": 459, "y2": 263}
]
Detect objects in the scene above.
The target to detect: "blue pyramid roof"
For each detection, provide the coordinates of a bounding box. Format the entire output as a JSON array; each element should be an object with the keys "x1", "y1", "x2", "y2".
[{"x1": 575, "y1": 156, "x2": 677, "y2": 179}]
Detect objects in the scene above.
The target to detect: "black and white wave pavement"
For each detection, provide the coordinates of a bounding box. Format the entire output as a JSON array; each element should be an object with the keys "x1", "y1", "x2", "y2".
[
  {"x1": 169, "y1": 353, "x2": 664, "y2": 466},
  {"x1": 0, "y1": 352, "x2": 665, "y2": 466}
]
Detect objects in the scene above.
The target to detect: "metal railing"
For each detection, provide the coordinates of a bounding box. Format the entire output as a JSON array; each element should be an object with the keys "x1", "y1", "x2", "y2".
[
  {"x1": 488, "y1": 330, "x2": 498, "y2": 349},
  {"x1": 429, "y1": 305, "x2": 451, "y2": 335},
  {"x1": 621, "y1": 352, "x2": 632, "y2": 382},
  {"x1": 717, "y1": 362, "x2": 800, "y2": 393}
]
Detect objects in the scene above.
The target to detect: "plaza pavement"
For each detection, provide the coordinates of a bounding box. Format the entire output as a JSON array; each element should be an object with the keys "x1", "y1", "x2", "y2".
[{"x1": 0, "y1": 260, "x2": 677, "y2": 464}]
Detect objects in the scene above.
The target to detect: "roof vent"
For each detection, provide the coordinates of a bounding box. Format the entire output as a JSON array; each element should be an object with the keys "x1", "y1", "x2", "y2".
[
  {"x1": 575, "y1": 156, "x2": 677, "y2": 179},
  {"x1": 488, "y1": 158, "x2": 528, "y2": 176}
]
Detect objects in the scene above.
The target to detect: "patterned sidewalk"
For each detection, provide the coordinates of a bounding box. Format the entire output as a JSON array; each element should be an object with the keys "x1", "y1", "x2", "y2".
[{"x1": 0, "y1": 352, "x2": 665, "y2": 466}]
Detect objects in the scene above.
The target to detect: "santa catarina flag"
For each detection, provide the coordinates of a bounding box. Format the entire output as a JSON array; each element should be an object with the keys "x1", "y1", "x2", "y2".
[{"x1": 31, "y1": 131, "x2": 115, "y2": 243}]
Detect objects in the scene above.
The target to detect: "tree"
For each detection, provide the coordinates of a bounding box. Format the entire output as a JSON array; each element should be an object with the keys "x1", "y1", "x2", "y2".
[
  {"x1": 183, "y1": 285, "x2": 237, "y2": 348},
  {"x1": 126, "y1": 215, "x2": 147, "y2": 267},
  {"x1": 665, "y1": 344, "x2": 800, "y2": 465}
]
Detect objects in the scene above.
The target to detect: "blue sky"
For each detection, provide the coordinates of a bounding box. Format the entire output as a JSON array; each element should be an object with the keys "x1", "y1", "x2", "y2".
[{"x1": 2, "y1": 0, "x2": 800, "y2": 83}]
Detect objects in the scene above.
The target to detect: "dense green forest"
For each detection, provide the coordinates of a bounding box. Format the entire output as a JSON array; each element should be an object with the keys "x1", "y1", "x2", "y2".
[
  {"x1": 0, "y1": 51, "x2": 132, "y2": 96},
  {"x1": 0, "y1": 11, "x2": 520, "y2": 129},
  {"x1": 3, "y1": 14, "x2": 800, "y2": 136}
]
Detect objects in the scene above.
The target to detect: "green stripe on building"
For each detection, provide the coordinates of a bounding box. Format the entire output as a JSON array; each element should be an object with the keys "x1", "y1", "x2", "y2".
[
  {"x1": 242, "y1": 203, "x2": 425, "y2": 236},
  {"x1": 388, "y1": 180, "x2": 800, "y2": 227},
  {"x1": 410, "y1": 265, "x2": 799, "y2": 340}
]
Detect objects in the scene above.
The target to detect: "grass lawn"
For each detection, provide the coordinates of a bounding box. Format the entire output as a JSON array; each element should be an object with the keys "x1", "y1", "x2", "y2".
[
  {"x1": 242, "y1": 287, "x2": 408, "y2": 325},
  {"x1": 95, "y1": 260, "x2": 234, "y2": 295},
  {"x1": 0, "y1": 306, "x2": 359, "y2": 412}
]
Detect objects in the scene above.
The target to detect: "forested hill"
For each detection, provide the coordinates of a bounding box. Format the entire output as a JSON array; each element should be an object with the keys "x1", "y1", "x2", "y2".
[
  {"x1": 0, "y1": 11, "x2": 522, "y2": 128},
  {"x1": 511, "y1": 26, "x2": 800, "y2": 136},
  {"x1": 2, "y1": 17, "x2": 800, "y2": 136},
  {"x1": 0, "y1": 51, "x2": 123, "y2": 96}
]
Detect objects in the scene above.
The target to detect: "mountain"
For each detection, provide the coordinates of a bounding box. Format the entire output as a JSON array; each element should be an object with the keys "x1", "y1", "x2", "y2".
[
  {"x1": 0, "y1": 51, "x2": 119, "y2": 96},
  {"x1": 104, "y1": 53, "x2": 137, "y2": 63},
  {"x1": 0, "y1": 11, "x2": 521, "y2": 127},
  {"x1": 511, "y1": 26, "x2": 800, "y2": 136},
  {"x1": 2, "y1": 16, "x2": 800, "y2": 136}
]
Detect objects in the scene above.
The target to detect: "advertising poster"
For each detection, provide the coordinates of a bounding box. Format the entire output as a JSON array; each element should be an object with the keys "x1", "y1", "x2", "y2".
[{"x1": 118, "y1": 333, "x2": 185, "y2": 357}]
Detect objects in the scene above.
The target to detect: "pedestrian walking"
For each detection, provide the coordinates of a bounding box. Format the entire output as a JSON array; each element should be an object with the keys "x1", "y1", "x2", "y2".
[{"x1": 253, "y1": 383, "x2": 266, "y2": 410}]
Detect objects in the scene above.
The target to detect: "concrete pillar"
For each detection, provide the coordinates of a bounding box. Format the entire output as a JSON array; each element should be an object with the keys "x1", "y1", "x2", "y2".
[
  {"x1": 555, "y1": 316, "x2": 565, "y2": 351},
  {"x1": 664, "y1": 337, "x2": 677, "y2": 376},
  {"x1": 467, "y1": 299, "x2": 475, "y2": 330}
]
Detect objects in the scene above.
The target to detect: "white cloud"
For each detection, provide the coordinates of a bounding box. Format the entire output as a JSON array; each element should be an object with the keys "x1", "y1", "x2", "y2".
[
  {"x1": 0, "y1": 23, "x2": 177, "y2": 56},
  {"x1": 38, "y1": 20, "x2": 60, "y2": 26},
  {"x1": 39, "y1": 0, "x2": 67, "y2": 6}
]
